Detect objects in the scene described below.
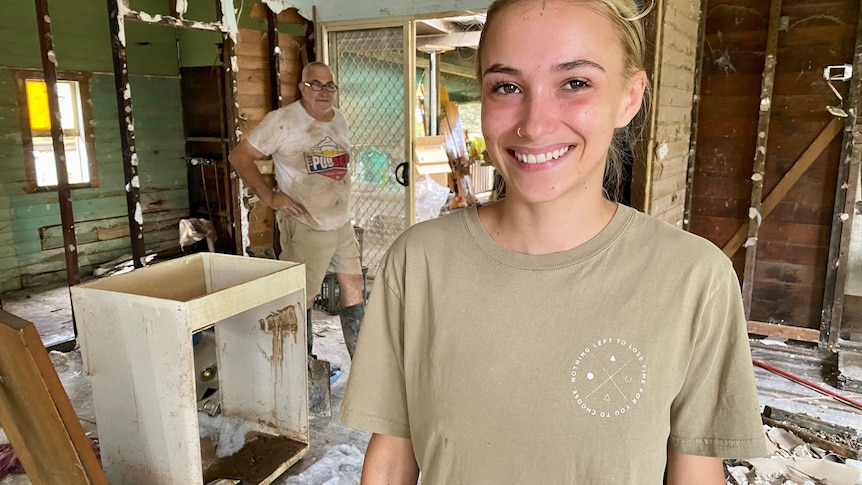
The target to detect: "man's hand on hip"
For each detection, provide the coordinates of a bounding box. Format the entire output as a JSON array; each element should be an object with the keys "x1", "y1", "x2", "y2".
[{"x1": 270, "y1": 190, "x2": 308, "y2": 218}]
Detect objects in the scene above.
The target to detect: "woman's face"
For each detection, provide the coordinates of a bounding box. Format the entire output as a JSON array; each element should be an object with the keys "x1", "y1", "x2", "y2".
[{"x1": 480, "y1": 0, "x2": 645, "y2": 205}]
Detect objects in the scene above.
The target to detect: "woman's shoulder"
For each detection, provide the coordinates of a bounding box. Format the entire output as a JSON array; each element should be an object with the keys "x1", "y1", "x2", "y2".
[
  {"x1": 623, "y1": 207, "x2": 731, "y2": 268},
  {"x1": 390, "y1": 208, "x2": 471, "y2": 250}
]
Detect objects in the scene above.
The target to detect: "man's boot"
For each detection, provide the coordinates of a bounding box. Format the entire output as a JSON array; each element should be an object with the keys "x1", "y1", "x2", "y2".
[{"x1": 339, "y1": 303, "x2": 364, "y2": 359}]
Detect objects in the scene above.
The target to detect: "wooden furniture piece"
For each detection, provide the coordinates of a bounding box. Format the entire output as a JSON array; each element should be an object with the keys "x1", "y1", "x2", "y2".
[
  {"x1": 0, "y1": 310, "x2": 107, "y2": 484},
  {"x1": 71, "y1": 253, "x2": 308, "y2": 485}
]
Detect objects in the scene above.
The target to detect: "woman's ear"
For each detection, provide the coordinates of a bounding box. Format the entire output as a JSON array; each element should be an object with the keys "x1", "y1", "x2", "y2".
[{"x1": 615, "y1": 70, "x2": 648, "y2": 128}]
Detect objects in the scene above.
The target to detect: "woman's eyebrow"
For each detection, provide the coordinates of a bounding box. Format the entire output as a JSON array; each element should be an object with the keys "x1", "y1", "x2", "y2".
[
  {"x1": 555, "y1": 59, "x2": 605, "y2": 73},
  {"x1": 483, "y1": 64, "x2": 520, "y2": 77},
  {"x1": 483, "y1": 60, "x2": 605, "y2": 77}
]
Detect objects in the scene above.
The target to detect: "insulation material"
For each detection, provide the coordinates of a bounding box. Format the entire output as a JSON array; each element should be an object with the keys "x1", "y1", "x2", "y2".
[{"x1": 198, "y1": 413, "x2": 254, "y2": 458}]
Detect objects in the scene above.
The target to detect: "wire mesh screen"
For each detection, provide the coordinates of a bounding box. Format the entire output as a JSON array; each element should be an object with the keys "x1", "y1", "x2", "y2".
[{"x1": 330, "y1": 27, "x2": 407, "y2": 274}]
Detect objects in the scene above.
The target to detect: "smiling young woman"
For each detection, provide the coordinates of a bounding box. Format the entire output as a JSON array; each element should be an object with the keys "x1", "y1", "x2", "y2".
[{"x1": 339, "y1": 2, "x2": 767, "y2": 484}]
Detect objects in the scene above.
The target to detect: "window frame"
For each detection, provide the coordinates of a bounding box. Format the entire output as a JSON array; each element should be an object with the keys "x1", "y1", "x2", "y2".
[{"x1": 13, "y1": 69, "x2": 101, "y2": 193}]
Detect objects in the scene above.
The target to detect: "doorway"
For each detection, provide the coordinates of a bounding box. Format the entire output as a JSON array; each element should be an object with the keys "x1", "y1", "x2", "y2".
[{"x1": 321, "y1": 12, "x2": 486, "y2": 273}]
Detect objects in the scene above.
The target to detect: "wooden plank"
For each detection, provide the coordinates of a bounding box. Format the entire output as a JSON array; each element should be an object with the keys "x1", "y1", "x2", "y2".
[
  {"x1": 630, "y1": 0, "x2": 665, "y2": 213},
  {"x1": 761, "y1": 415, "x2": 859, "y2": 460},
  {"x1": 747, "y1": 320, "x2": 820, "y2": 342},
  {"x1": 722, "y1": 118, "x2": 844, "y2": 257},
  {"x1": 107, "y1": 0, "x2": 146, "y2": 269},
  {"x1": 683, "y1": 0, "x2": 708, "y2": 232},
  {"x1": 39, "y1": 209, "x2": 188, "y2": 250},
  {"x1": 0, "y1": 310, "x2": 107, "y2": 484},
  {"x1": 823, "y1": 0, "x2": 862, "y2": 349},
  {"x1": 34, "y1": 0, "x2": 80, "y2": 293},
  {"x1": 741, "y1": 0, "x2": 782, "y2": 318},
  {"x1": 751, "y1": 281, "x2": 825, "y2": 325},
  {"x1": 267, "y1": 5, "x2": 282, "y2": 111},
  {"x1": 222, "y1": 37, "x2": 243, "y2": 255}
]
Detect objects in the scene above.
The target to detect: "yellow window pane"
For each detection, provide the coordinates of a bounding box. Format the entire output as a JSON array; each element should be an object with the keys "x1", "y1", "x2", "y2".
[{"x1": 26, "y1": 80, "x2": 51, "y2": 131}]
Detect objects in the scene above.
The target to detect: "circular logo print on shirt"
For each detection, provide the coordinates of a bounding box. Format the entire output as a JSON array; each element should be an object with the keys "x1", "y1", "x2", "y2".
[{"x1": 569, "y1": 338, "x2": 647, "y2": 418}]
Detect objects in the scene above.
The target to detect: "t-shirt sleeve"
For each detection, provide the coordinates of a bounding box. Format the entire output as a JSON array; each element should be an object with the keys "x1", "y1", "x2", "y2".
[
  {"x1": 668, "y1": 262, "x2": 767, "y2": 459},
  {"x1": 244, "y1": 109, "x2": 281, "y2": 156},
  {"x1": 339, "y1": 256, "x2": 411, "y2": 439}
]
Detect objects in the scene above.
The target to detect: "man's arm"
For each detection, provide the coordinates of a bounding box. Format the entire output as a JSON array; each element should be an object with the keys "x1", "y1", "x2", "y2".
[
  {"x1": 666, "y1": 449, "x2": 724, "y2": 485},
  {"x1": 360, "y1": 433, "x2": 419, "y2": 485},
  {"x1": 228, "y1": 139, "x2": 306, "y2": 217},
  {"x1": 228, "y1": 140, "x2": 274, "y2": 204}
]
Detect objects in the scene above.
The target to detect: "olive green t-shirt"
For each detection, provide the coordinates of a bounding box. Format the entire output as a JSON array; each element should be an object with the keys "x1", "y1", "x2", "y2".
[{"x1": 341, "y1": 204, "x2": 766, "y2": 484}]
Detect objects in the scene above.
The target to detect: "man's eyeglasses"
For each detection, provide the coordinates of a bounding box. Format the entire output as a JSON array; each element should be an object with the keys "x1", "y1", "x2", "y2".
[{"x1": 303, "y1": 81, "x2": 338, "y2": 92}]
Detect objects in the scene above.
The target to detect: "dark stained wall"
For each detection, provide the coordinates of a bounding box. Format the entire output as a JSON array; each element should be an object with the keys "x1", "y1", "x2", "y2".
[{"x1": 691, "y1": 0, "x2": 859, "y2": 328}]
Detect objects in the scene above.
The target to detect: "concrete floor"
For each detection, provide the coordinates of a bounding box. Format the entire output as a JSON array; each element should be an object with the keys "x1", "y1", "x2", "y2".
[{"x1": 2, "y1": 283, "x2": 862, "y2": 483}]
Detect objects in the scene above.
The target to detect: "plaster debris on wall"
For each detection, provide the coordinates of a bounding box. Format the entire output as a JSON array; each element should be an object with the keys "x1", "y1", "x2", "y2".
[
  {"x1": 221, "y1": 0, "x2": 239, "y2": 43},
  {"x1": 263, "y1": 0, "x2": 311, "y2": 20},
  {"x1": 175, "y1": 0, "x2": 188, "y2": 18}
]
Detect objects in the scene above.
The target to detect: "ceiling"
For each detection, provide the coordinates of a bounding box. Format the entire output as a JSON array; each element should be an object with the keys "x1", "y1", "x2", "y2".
[
  {"x1": 415, "y1": 14, "x2": 485, "y2": 102},
  {"x1": 416, "y1": 13, "x2": 485, "y2": 53}
]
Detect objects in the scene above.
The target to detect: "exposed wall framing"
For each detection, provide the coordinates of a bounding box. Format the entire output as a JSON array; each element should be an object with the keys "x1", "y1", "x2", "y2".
[
  {"x1": 236, "y1": 4, "x2": 307, "y2": 256},
  {"x1": 692, "y1": 0, "x2": 861, "y2": 341},
  {"x1": 267, "y1": 7, "x2": 283, "y2": 111},
  {"x1": 741, "y1": 0, "x2": 782, "y2": 317},
  {"x1": 633, "y1": 0, "x2": 701, "y2": 227},
  {"x1": 682, "y1": 0, "x2": 709, "y2": 232},
  {"x1": 822, "y1": 0, "x2": 862, "y2": 349},
  {"x1": 105, "y1": 0, "x2": 243, "y2": 261},
  {"x1": 34, "y1": 0, "x2": 80, "y2": 291}
]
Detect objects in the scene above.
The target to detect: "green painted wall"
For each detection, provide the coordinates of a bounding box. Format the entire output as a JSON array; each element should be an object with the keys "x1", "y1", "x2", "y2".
[{"x1": 0, "y1": 0, "x2": 205, "y2": 292}]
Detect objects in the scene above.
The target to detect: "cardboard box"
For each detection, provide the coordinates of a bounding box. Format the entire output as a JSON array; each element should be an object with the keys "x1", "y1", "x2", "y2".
[{"x1": 414, "y1": 135, "x2": 451, "y2": 187}]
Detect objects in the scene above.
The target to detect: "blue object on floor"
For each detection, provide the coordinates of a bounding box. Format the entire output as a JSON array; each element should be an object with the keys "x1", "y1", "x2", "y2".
[{"x1": 330, "y1": 363, "x2": 342, "y2": 385}]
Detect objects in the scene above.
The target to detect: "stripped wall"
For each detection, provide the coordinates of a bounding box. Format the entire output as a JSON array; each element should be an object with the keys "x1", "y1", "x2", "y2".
[
  {"x1": 690, "y1": 0, "x2": 859, "y2": 330},
  {"x1": 0, "y1": 0, "x2": 294, "y2": 292},
  {"x1": 634, "y1": 0, "x2": 702, "y2": 226},
  {"x1": 0, "y1": 0, "x2": 186, "y2": 292},
  {"x1": 234, "y1": 6, "x2": 306, "y2": 252}
]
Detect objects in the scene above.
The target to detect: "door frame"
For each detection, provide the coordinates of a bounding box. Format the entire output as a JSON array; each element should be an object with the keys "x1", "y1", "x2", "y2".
[{"x1": 319, "y1": 17, "x2": 418, "y2": 223}]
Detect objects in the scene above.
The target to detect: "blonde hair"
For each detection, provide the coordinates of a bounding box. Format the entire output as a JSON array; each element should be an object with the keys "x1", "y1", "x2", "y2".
[{"x1": 477, "y1": 0, "x2": 651, "y2": 201}]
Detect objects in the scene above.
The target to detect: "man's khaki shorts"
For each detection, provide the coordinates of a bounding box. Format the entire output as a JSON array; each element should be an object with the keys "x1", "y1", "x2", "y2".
[{"x1": 276, "y1": 212, "x2": 362, "y2": 302}]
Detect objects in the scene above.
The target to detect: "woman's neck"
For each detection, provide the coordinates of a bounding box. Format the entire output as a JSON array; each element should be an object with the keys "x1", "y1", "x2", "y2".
[{"x1": 477, "y1": 196, "x2": 617, "y2": 255}]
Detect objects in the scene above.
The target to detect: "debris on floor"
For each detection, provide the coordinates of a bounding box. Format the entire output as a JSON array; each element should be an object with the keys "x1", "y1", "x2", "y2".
[
  {"x1": 283, "y1": 444, "x2": 364, "y2": 485},
  {"x1": 725, "y1": 423, "x2": 862, "y2": 484},
  {"x1": 0, "y1": 310, "x2": 369, "y2": 485}
]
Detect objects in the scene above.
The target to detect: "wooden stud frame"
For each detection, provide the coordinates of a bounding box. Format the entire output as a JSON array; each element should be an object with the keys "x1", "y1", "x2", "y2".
[
  {"x1": 821, "y1": 0, "x2": 862, "y2": 350},
  {"x1": 682, "y1": 0, "x2": 709, "y2": 232},
  {"x1": 33, "y1": 0, "x2": 82, "y2": 294},
  {"x1": 104, "y1": 0, "x2": 244, "y2": 264},
  {"x1": 741, "y1": 0, "x2": 782, "y2": 318}
]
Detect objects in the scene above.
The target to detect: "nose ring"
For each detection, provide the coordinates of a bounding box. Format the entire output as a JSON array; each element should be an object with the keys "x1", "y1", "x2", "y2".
[{"x1": 517, "y1": 127, "x2": 523, "y2": 138}]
